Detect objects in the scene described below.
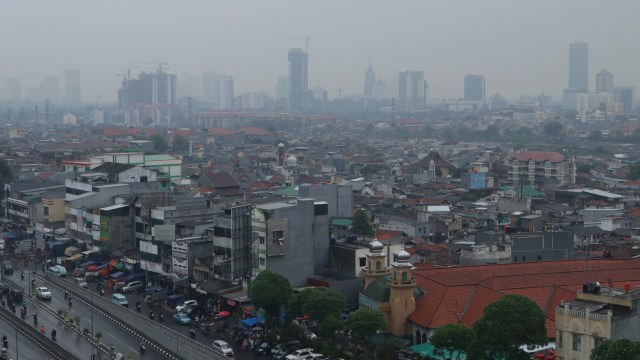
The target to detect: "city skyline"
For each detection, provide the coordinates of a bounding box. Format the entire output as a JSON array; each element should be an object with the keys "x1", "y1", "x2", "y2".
[{"x1": 1, "y1": 1, "x2": 640, "y2": 103}]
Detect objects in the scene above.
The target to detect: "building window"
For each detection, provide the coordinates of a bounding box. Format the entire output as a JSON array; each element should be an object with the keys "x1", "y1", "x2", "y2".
[
  {"x1": 594, "y1": 337, "x2": 604, "y2": 348},
  {"x1": 272, "y1": 230, "x2": 284, "y2": 243},
  {"x1": 259, "y1": 236, "x2": 265, "y2": 245},
  {"x1": 572, "y1": 333, "x2": 581, "y2": 351},
  {"x1": 514, "y1": 257, "x2": 518, "y2": 262},
  {"x1": 402, "y1": 271, "x2": 408, "y2": 281},
  {"x1": 376, "y1": 261, "x2": 381, "y2": 270},
  {"x1": 259, "y1": 258, "x2": 265, "y2": 266},
  {"x1": 359, "y1": 257, "x2": 366, "y2": 267}
]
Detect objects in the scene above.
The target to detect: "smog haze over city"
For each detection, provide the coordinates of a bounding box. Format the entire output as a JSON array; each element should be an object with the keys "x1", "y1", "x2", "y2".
[{"x1": 2, "y1": 0, "x2": 640, "y2": 102}]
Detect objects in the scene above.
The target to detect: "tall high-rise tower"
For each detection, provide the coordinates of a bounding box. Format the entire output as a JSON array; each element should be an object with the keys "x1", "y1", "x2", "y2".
[
  {"x1": 288, "y1": 48, "x2": 308, "y2": 113},
  {"x1": 569, "y1": 42, "x2": 589, "y2": 91},
  {"x1": 202, "y1": 73, "x2": 234, "y2": 110},
  {"x1": 464, "y1": 74, "x2": 486, "y2": 103},
  {"x1": 398, "y1": 71, "x2": 426, "y2": 111},
  {"x1": 596, "y1": 69, "x2": 614, "y2": 93},
  {"x1": 65, "y1": 69, "x2": 81, "y2": 105},
  {"x1": 364, "y1": 62, "x2": 376, "y2": 96},
  {"x1": 117, "y1": 67, "x2": 176, "y2": 110}
]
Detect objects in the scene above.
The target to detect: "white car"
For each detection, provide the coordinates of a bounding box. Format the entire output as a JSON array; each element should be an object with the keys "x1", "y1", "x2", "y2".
[
  {"x1": 48, "y1": 265, "x2": 67, "y2": 277},
  {"x1": 74, "y1": 278, "x2": 88, "y2": 288},
  {"x1": 176, "y1": 299, "x2": 198, "y2": 312},
  {"x1": 285, "y1": 348, "x2": 315, "y2": 360},
  {"x1": 212, "y1": 340, "x2": 234, "y2": 358},
  {"x1": 36, "y1": 287, "x2": 52, "y2": 301}
]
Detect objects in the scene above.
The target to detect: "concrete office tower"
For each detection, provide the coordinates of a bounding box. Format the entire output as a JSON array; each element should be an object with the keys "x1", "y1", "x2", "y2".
[
  {"x1": 398, "y1": 71, "x2": 426, "y2": 111},
  {"x1": 569, "y1": 42, "x2": 589, "y2": 91},
  {"x1": 464, "y1": 74, "x2": 486, "y2": 103},
  {"x1": 596, "y1": 70, "x2": 614, "y2": 94},
  {"x1": 364, "y1": 62, "x2": 376, "y2": 96},
  {"x1": 202, "y1": 73, "x2": 234, "y2": 110},
  {"x1": 118, "y1": 68, "x2": 177, "y2": 109},
  {"x1": 3, "y1": 78, "x2": 21, "y2": 102},
  {"x1": 614, "y1": 86, "x2": 635, "y2": 113},
  {"x1": 288, "y1": 48, "x2": 308, "y2": 113},
  {"x1": 65, "y1": 69, "x2": 81, "y2": 105},
  {"x1": 41, "y1": 77, "x2": 60, "y2": 103},
  {"x1": 275, "y1": 76, "x2": 289, "y2": 102}
]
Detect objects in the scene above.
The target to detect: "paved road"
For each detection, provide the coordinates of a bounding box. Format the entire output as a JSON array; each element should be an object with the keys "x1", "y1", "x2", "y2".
[
  {"x1": 0, "y1": 316, "x2": 54, "y2": 360},
  {"x1": 4, "y1": 267, "x2": 164, "y2": 359},
  {"x1": 6, "y1": 262, "x2": 264, "y2": 360}
]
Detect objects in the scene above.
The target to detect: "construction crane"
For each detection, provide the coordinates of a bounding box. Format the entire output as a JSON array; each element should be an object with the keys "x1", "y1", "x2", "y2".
[
  {"x1": 289, "y1": 36, "x2": 311, "y2": 53},
  {"x1": 130, "y1": 61, "x2": 169, "y2": 73}
]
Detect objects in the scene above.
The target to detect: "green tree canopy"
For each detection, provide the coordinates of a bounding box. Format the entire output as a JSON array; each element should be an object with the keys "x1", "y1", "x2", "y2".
[
  {"x1": 289, "y1": 287, "x2": 345, "y2": 320},
  {"x1": 576, "y1": 163, "x2": 594, "y2": 174},
  {"x1": 173, "y1": 134, "x2": 189, "y2": 152},
  {"x1": 430, "y1": 324, "x2": 474, "y2": 360},
  {"x1": 629, "y1": 162, "x2": 640, "y2": 180},
  {"x1": 344, "y1": 308, "x2": 387, "y2": 345},
  {"x1": 468, "y1": 294, "x2": 547, "y2": 360},
  {"x1": 148, "y1": 135, "x2": 168, "y2": 152},
  {"x1": 351, "y1": 209, "x2": 375, "y2": 239},
  {"x1": 543, "y1": 121, "x2": 563, "y2": 138},
  {"x1": 591, "y1": 338, "x2": 640, "y2": 360},
  {"x1": 250, "y1": 270, "x2": 292, "y2": 321},
  {"x1": 587, "y1": 130, "x2": 603, "y2": 142}
]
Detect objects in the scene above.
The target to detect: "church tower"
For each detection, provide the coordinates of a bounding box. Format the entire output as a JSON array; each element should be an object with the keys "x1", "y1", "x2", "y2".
[
  {"x1": 361, "y1": 239, "x2": 390, "y2": 291},
  {"x1": 388, "y1": 249, "x2": 416, "y2": 337}
]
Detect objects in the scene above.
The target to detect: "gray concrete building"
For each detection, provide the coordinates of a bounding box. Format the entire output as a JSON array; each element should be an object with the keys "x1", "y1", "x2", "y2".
[
  {"x1": 254, "y1": 198, "x2": 329, "y2": 287},
  {"x1": 297, "y1": 183, "x2": 352, "y2": 218}
]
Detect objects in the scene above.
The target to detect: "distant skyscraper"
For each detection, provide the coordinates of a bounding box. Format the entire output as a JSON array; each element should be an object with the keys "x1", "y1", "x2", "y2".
[
  {"x1": 41, "y1": 76, "x2": 60, "y2": 103},
  {"x1": 464, "y1": 74, "x2": 486, "y2": 103},
  {"x1": 364, "y1": 62, "x2": 376, "y2": 96},
  {"x1": 569, "y1": 42, "x2": 589, "y2": 91},
  {"x1": 275, "y1": 76, "x2": 289, "y2": 101},
  {"x1": 596, "y1": 69, "x2": 614, "y2": 93},
  {"x1": 202, "y1": 73, "x2": 234, "y2": 110},
  {"x1": 117, "y1": 68, "x2": 176, "y2": 109},
  {"x1": 65, "y1": 69, "x2": 81, "y2": 105},
  {"x1": 288, "y1": 48, "x2": 308, "y2": 113},
  {"x1": 614, "y1": 86, "x2": 635, "y2": 113},
  {"x1": 398, "y1": 71, "x2": 426, "y2": 111},
  {"x1": 3, "y1": 78, "x2": 21, "y2": 102}
]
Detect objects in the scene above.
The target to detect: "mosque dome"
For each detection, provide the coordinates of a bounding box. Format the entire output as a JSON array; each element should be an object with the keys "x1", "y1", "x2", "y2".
[
  {"x1": 285, "y1": 155, "x2": 298, "y2": 166},
  {"x1": 369, "y1": 240, "x2": 384, "y2": 252},
  {"x1": 397, "y1": 249, "x2": 411, "y2": 261}
]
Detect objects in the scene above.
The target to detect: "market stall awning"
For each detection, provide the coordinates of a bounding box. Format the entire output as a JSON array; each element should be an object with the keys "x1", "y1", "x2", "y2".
[{"x1": 240, "y1": 316, "x2": 264, "y2": 327}]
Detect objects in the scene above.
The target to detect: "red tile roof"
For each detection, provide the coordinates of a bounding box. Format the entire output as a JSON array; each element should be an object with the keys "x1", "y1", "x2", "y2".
[
  {"x1": 174, "y1": 129, "x2": 195, "y2": 137},
  {"x1": 240, "y1": 127, "x2": 272, "y2": 136},
  {"x1": 409, "y1": 258, "x2": 640, "y2": 337},
  {"x1": 102, "y1": 127, "x2": 134, "y2": 137},
  {"x1": 513, "y1": 151, "x2": 565, "y2": 163},
  {"x1": 376, "y1": 230, "x2": 403, "y2": 242},
  {"x1": 208, "y1": 127, "x2": 236, "y2": 136}
]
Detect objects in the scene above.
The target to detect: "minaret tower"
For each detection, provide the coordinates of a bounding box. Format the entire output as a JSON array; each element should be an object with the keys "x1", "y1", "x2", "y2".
[
  {"x1": 361, "y1": 239, "x2": 390, "y2": 291},
  {"x1": 388, "y1": 248, "x2": 416, "y2": 337},
  {"x1": 277, "y1": 143, "x2": 286, "y2": 167}
]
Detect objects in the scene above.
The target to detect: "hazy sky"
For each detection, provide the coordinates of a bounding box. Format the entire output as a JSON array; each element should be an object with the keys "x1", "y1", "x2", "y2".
[{"x1": 2, "y1": 1, "x2": 639, "y2": 103}]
